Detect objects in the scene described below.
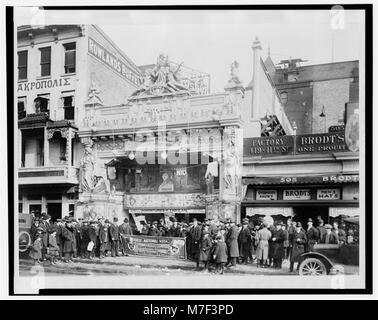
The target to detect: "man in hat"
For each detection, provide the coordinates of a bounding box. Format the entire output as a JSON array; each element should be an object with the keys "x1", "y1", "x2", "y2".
[
  {"x1": 190, "y1": 218, "x2": 202, "y2": 268},
  {"x1": 80, "y1": 219, "x2": 90, "y2": 258},
  {"x1": 316, "y1": 219, "x2": 327, "y2": 241},
  {"x1": 225, "y1": 220, "x2": 239, "y2": 268},
  {"x1": 306, "y1": 218, "x2": 319, "y2": 252},
  {"x1": 321, "y1": 224, "x2": 339, "y2": 244},
  {"x1": 119, "y1": 217, "x2": 133, "y2": 255},
  {"x1": 140, "y1": 220, "x2": 149, "y2": 236},
  {"x1": 109, "y1": 217, "x2": 120, "y2": 257},
  {"x1": 255, "y1": 221, "x2": 271, "y2": 268},
  {"x1": 148, "y1": 221, "x2": 159, "y2": 236},
  {"x1": 61, "y1": 219, "x2": 75, "y2": 263},
  {"x1": 88, "y1": 221, "x2": 99, "y2": 259},
  {"x1": 39, "y1": 213, "x2": 52, "y2": 260},
  {"x1": 271, "y1": 221, "x2": 285, "y2": 269},
  {"x1": 332, "y1": 222, "x2": 346, "y2": 244},
  {"x1": 290, "y1": 222, "x2": 307, "y2": 272},
  {"x1": 99, "y1": 219, "x2": 110, "y2": 258},
  {"x1": 238, "y1": 220, "x2": 252, "y2": 264}
]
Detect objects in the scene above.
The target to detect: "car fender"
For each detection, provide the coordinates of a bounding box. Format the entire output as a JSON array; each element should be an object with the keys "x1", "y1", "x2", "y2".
[{"x1": 299, "y1": 252, "x2": 334, "y2": 272}]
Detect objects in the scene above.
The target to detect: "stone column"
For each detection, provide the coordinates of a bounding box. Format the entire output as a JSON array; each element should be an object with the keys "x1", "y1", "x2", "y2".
[
  {"x1": 251, "y1": 37, "x2": 262, "y2": 119},
  {"x1": 220, "y1": 125, "x2": 243, "y2": 223},
  {"x1": 66, "y1": 128, "x2": 73, "y2": 167},
  {"x1": 44, "y1": 127, "x2": 50, "y2": 167}
]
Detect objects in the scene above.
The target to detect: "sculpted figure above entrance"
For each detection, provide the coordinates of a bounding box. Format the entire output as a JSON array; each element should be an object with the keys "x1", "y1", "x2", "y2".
[{"x1": 130, "y1": 53, "x2": 189, "y2": 98}]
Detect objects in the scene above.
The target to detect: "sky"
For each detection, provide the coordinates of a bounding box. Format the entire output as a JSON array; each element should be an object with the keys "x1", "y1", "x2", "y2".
[{"x1": 15, "y1": 8, "x2": 365, "y2": 93}]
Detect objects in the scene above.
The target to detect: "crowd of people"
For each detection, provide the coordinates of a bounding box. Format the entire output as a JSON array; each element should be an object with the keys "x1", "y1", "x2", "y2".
[{"x1": 27, "y1": 212, "x2": 355, "y2": 275}]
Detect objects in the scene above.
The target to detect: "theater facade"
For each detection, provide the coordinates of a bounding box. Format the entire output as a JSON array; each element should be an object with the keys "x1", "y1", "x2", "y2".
[{"x1": 75, "y1": 56, "x2": 247, "y2": 228}]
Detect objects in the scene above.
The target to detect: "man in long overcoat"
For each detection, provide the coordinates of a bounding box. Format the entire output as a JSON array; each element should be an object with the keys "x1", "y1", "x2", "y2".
[
  {"x1": 290, "y1": 222, "x2": 307, "y2": 272},
  {"x1": 191, "y1": 218, "x2": 202, "y2": 268},
  {"x1": 119, "y1": 218, "x2": 133, "y2": 255},
  {"x1": 88, "y1": 221, "x2": 98, "y2": 259},
  {"x1": 306, "y1": 218, "x2": 319, "y2": 252},
  {"x1": 61, "y1": 220, "x2": 75, "y2": 262},
  {"x1": 109, "y1": 217, "x2": 120, "y2": 257},
  {"x1": 271, "y1": 222, "x2": 285, "y2": 269},
  {"x1": 199, "y1": 230, "x2": 212, "y2": 270},
  {"x1": 238, "y1": 221, "x2": 252, "y2": 264},
  {"x1": 99, "y1": 220, "x2": 110, "y2": 258},
  {"x1": 225, "y1": 221, "x2": 239, "y2": 268},
  {"x1": 255, "y1": 222, "x2": 272, "y2": 268},
  {"x1": 39, "y1": 213, "x2": 52, "y2": 260}
]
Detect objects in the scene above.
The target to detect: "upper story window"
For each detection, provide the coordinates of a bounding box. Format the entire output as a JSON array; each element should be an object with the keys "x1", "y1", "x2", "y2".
[
  {"x1": 280, "y1": 91, "x2": 288, "y2": 105},
  {"x1": 39, "y1": 46, "x2": 51, "y2": 77},
  {"x1": 18, "y1": 51, "x2": 28, "y2": 80},
  {"x1": 34, "y1": 94, "x2": 50, "y2": 115},
  {"x1": 62, "y1": 92, "x2": 75, "y2": 120},
  {"x1": 18, "y1": 97, "x2": 27, "y2": 120},
  {"x1": 63, "y1": 42, "x2": 76, "y2": 74}
]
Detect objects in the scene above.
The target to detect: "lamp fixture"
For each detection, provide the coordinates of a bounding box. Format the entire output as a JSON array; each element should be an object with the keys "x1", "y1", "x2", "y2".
[{"x1": 319, "y1": 106, "x2": 326, "y2": 117}]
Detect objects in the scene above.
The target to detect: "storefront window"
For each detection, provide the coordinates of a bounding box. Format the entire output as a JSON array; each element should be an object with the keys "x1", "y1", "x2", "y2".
[{"x1": 114, "y1": 162, "x2": 212, "y2": 194}]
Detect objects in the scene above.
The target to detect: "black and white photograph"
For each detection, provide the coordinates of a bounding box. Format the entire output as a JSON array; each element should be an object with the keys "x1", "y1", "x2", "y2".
[{"x1": 3, "y1": 3, "x2": 372, "y2": 297}]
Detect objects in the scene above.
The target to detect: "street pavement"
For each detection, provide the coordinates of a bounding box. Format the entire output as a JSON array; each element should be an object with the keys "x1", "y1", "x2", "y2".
[{"x1": 19, "y1": 255, "x2": 359, "y2": 277}]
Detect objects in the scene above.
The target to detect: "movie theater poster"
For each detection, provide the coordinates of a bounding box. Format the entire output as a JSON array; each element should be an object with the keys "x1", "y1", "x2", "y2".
[{"x1": 123, "y1": 235, "x2": 187, "y2": 260}]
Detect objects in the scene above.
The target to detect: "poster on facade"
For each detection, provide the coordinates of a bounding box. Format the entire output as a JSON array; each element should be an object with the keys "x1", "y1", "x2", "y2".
[{"x1": 123, "y1": 235, "x2": 186, "y2": 260}]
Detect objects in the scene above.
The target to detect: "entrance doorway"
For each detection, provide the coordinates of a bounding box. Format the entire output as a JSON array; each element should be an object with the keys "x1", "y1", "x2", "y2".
[
  {"x1": 293, "y1": 206, "x2": 329, "y2": 226},
  {"x1": 47, "y1": 203, "x2": 62, "y2": 222},
  {"x1": 29, "y1": 204, "x2": 42, "y2": 216}
]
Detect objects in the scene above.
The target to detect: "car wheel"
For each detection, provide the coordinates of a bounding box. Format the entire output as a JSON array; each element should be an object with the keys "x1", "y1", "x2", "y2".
[
  {"x1": 19, "y1": 231, "x2": 31, "y2": 253},
  {"x1": 299, "y1": 258, "x2": 327, "y2": 276}
]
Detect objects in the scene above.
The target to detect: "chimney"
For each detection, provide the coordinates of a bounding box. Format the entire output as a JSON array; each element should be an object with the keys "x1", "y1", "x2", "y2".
[{"x1": 251, "y1": 37, "x2": 262, "y2": 119}]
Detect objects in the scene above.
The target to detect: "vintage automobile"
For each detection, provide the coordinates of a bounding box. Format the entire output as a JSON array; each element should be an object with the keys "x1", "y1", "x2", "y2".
[
  {"x1": 18, "y1": 213, "x2": 32, "y2": 255},
  {"x1": 298, "y1": 218, "x2": 359, "y2": 275}
]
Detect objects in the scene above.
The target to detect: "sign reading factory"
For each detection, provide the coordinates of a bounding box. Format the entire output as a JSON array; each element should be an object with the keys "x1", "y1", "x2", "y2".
[
  {"x1": 244, "y1": 132, "x2": 352, "y2": 157},
  {"x1": 17, "y1": 77, "x2": 71, "y2": 92},
  {"x1": 88, "y1": 37, "x2": 141, "y2": 86}
]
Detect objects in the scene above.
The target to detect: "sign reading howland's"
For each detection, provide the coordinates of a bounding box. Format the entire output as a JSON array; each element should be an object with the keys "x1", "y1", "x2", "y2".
[
  {"x1": 88, "y1": 37, "x2": 141, "y2": 86},
  {"x1": 244, "y1": 132, "x2": 353, "y2": 157}
]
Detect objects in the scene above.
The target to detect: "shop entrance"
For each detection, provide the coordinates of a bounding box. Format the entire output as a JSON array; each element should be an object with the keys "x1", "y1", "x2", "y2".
[
  {"x1": 293, "y1": 206, "x2": 329, "y2": 226},
  {"x1": 47, "y1": 203, "x2": 62, "y2": 222}
]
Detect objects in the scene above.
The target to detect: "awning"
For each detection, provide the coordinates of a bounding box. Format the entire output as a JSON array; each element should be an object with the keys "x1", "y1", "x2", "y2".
[
  {"x1": 243, "y1": 174, "x2": 359, "y2": 186},
  {"x1": 246, "y1": 207, "x2": 294, "y2": 217},
  {"x1": 329, "y1": 207, "x2": 359, "y2": 218}
]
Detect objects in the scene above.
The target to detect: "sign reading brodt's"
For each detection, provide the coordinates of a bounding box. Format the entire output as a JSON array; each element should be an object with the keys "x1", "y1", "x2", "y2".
[{"x1": 123, "y1": 235, "x2": 186, "y2": 259}]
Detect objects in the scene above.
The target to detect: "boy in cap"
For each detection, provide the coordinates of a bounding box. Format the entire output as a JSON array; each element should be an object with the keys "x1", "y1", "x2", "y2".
[
  {"x1": 199, "y1": 230, "x2": 212, "y2": 271},
  {"x1": 47, "y1": 228, "x2": 59, "y2": 264},
  {"x1": 119, "y1": 217, "x2": 133, "y2": 255},
  {"x1": 213, "y1": 235, "x2": 228, "y2": 274},
  {"x1": 321, "y1": 224, "x2": 338, "y2": 244}
]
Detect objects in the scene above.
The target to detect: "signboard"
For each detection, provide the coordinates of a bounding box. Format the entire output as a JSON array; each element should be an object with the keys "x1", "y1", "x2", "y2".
[
  {"x1": 88, "y1": 37, "x2": 141, "y2": 86},
  {"x1": 317, "y1": 189, "x2": 341, "y2": 200},
  {"x1": 283, "y1": 189, "x2": 311, "y2": 200},
  {"x1": 244, "y1": 136, "x2": 294, "y2": 157},
  {"x1": 256, "y1": 190, "x2": 277, "y2": 200},
  {"x1": 329, "y1": 125, "x2": 345, "y2": 133},
  {"x1": 129, "y1": 209, "x2": 206, "y2": 214},
  {"x1": 244, "y1": 132, "x2": 352, "y2": 157},
  {"x1": 124, "y1": 193, "x2": 206, "y2": 208},
  {"x1": 296, "y1": 132, "x2": 348, "y2": 154},
  {"x1": 243, "y1": 174, "x2": 359, "y2": 186},
  {"x1": 123, "y1": 235, "x2": 186, "y2": 259},
  {"x1": 17, "y1": 77, "x2": 71, "y2": 92}
]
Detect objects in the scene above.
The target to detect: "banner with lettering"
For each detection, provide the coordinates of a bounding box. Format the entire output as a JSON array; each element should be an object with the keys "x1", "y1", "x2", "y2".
[{"x1": 122, "y1": 235, "x2": 186, "y2": 259}]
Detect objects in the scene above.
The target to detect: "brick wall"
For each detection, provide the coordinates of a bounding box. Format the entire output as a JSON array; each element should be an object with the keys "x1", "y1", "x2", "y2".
[{"x1": 312, "y1": 78, "x2": 351, "y2": 133}]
